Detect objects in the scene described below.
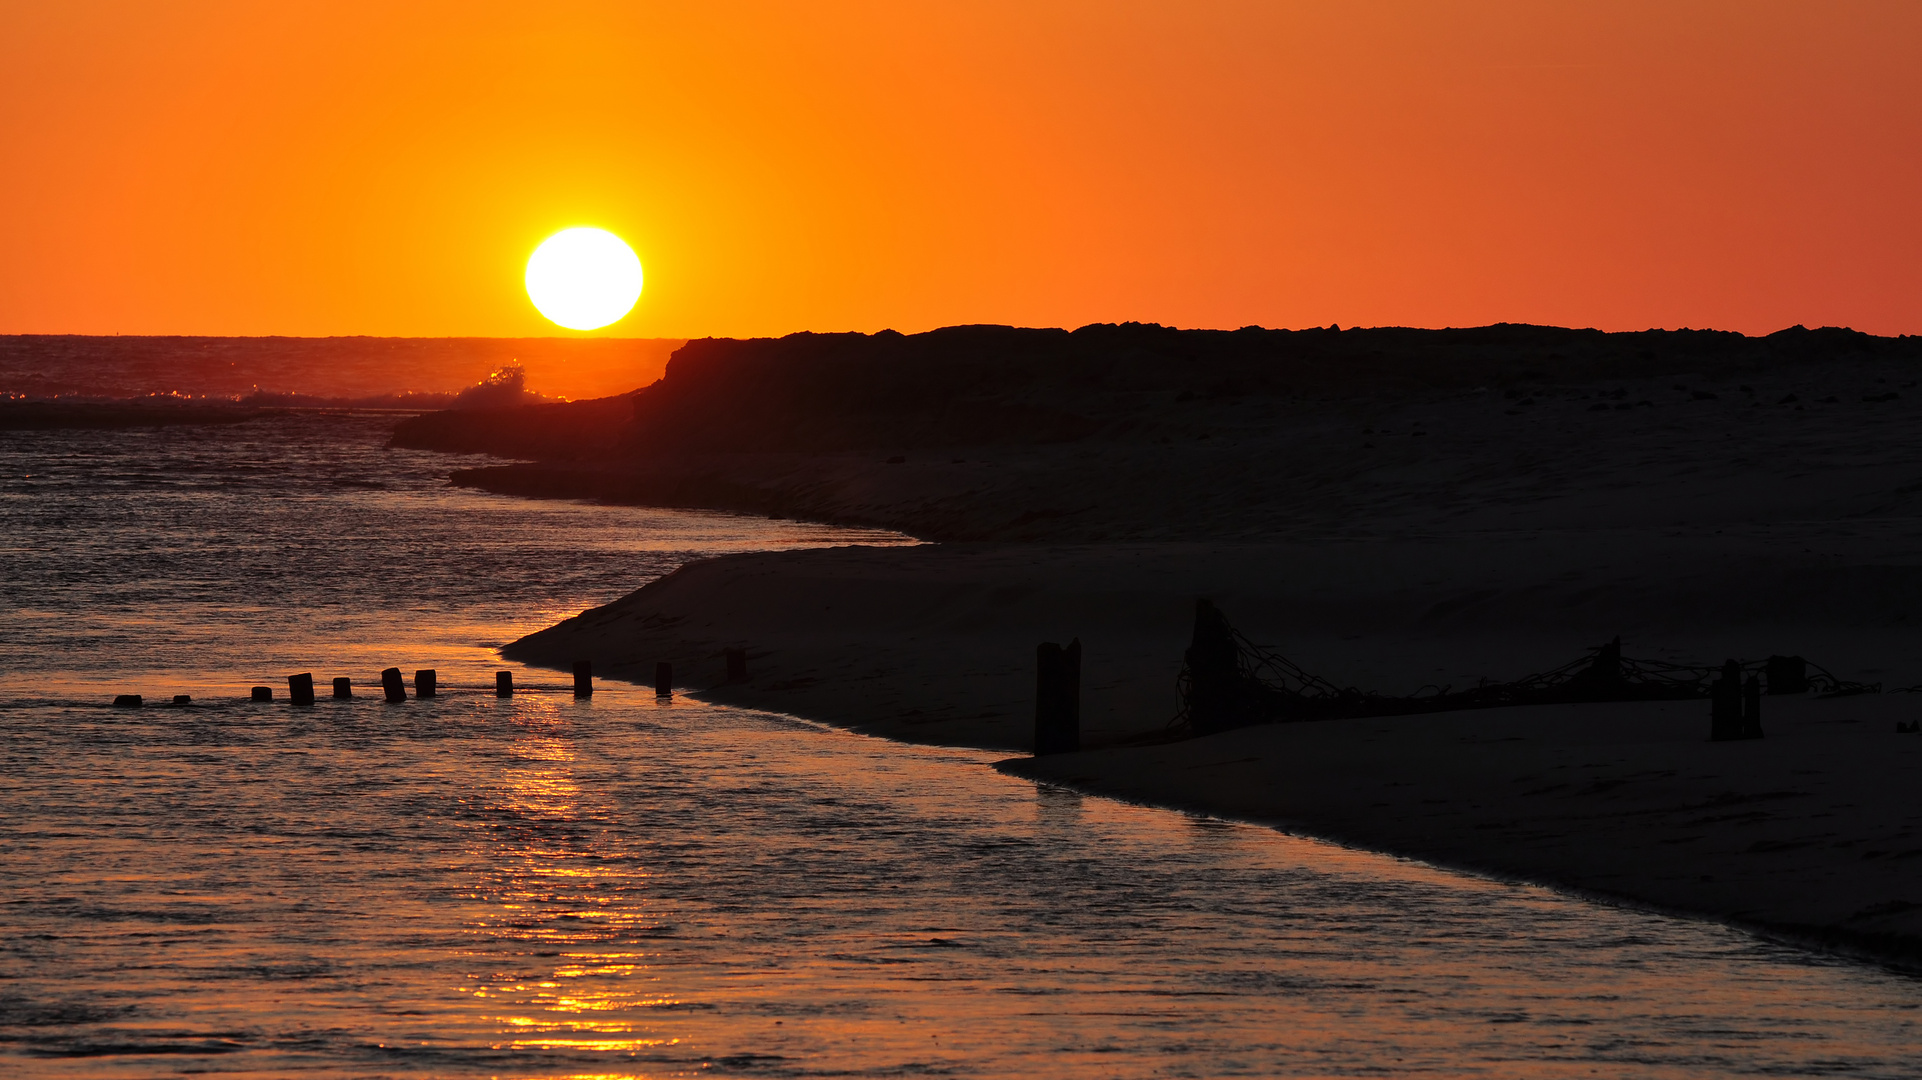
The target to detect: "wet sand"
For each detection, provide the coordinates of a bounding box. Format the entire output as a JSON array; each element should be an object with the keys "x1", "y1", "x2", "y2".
[{"x1": 1006, "y1": 695, "x2": 1922, "y2": 963}]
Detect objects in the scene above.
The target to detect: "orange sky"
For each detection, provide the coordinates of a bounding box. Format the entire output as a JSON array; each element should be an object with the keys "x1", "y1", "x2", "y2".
[{"x1": 3, "y1": 1, "x2": 1919, "y2": 338}]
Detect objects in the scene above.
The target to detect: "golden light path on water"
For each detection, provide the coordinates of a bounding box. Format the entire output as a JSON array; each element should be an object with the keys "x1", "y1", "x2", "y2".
[{"x1": 0, "y1": 416, "x2": 1918, "y2": 1077}]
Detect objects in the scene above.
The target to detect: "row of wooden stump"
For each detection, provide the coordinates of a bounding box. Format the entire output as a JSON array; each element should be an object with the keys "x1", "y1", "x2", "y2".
[{"x1": 110, "y1": 649, "x2": 751, "y2": 707}]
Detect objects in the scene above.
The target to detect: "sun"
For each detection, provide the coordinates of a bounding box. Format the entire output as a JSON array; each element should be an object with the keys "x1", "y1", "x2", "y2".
[{"x1": 524, "y1": 227, "x2": 644, "y2": 331}]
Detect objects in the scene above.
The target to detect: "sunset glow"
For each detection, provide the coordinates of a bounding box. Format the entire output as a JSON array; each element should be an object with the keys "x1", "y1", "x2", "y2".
[{"x1": 2, "y1": 2, "x2": 1919, "y2": 337}]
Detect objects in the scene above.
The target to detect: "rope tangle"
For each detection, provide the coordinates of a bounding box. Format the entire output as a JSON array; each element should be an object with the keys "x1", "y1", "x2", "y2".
[{"x1": 1172, "y1": 599, "x2": 1876, "y2": 735}]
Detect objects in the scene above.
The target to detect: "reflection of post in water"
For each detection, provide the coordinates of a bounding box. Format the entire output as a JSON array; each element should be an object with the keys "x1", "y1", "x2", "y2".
[{"x1": 1033, "y1": 783, "x2": 1084, "y2": 832}]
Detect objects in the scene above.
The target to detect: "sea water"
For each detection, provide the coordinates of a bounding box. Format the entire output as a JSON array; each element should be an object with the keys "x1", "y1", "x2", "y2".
[{"x1": 2, "y1": 414, "x2": 1918, "y2": 1077}]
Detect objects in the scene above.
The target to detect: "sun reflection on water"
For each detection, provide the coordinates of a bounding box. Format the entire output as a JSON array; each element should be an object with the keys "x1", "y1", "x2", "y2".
[{"x1": 453, "y1": 703, "x2": 693, "y2": 1060}]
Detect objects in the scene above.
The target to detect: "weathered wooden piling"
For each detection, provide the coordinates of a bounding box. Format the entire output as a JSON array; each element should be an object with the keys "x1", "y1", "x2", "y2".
[
  {"x1": 1034, "y1": 638, "x2": 1081, "y2": 755},
  {"x1": 1186, "y1": 599, "x2": 1247, "y2": 735},
  {"x1": 415, "y1": 669, "x2": 437, "y2": 698},
  {"x1": 1570, "y1": 636, "x2": 1627, "y2": 699},
  {"x1": 725, "y1": 647, "x2": 747, "y2": 684},
  {"x1": 574, "y1": 660, "x2": 594, "y2": 698},
  {"x1": 113, "y1": 694, "x2": 142, "y2": 708},
  {"x1": 1766, "y1": 654, "x2": 1808, "y2": 695},
  {"x1": 288, "y1": 673, "x2": 315, "y2": 705},
  {"x1": 172, "y1": 694, "x2": 191, "y2": 706},
  {"x1": 654, "y1": 661, "x2": 672, "y2": 697},
  {"x1": 251, "y1": 686, "x2": 272, "y2": 702},
  {"x1": 1710, "y1": 660, "x2": 1742, "y2": 740},
  {"x1": 496, "y1": 670, "x2": 513, "y2": 697},
  {"x1": 1742, "y1": 674, "x2": 1764, "y2": 739},
  {"x1": 381, "y1": 667, "x2": 406, "y2": 703},
  {"x1": 333, "y1": 677, "x2": 352, "y2": 699}
]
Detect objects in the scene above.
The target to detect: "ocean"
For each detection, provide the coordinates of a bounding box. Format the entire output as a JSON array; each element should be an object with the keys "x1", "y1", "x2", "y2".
[{"x1": 1, "y1": 413, "x2": 1917, "y2": 1077}]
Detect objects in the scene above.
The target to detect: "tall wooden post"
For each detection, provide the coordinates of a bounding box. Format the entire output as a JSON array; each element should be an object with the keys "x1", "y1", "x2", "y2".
[
  {"x1": 381, "y1": 667, "x2": 406, "y2": 703},
  {"x1": 574, "y1": 660, "x2": 594, "y2": 698},
  {"x1": 654, "y1": 662, "x2": 672, "y2": 697},
  {"x1": 1186, "y1": 599, "x2": 1246, "y2": 735},
  {"x1": 1742, "y1": 674, "x2": 1763, "y2": 739},
  {"x1": 1710, "y1": 659, "x2": 1741, "y2": 740},
  {"x1": 332, "y1": 677, "x2": 353, "y2": 699},
  {"x1": 414, "y1": 669, "x2": 437, "y2": 698},
  {"x1": 288, "y1": 673, "x2": 315, "y2": 706},
  {"x1": 496, "y1": 671, "x2": 514, "y2": 697},
  {"x1": 1035, "y1": 638, "x2": 1081, "y2": 755},
  {"x1": 1577, "y1": 637, "x2": 1626, "y2": 700}
]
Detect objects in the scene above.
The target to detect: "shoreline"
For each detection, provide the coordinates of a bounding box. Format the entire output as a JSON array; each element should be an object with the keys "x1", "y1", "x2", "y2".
[
  {"x1": 989, "y1": 756, "x2": 1922, "y2": 977},
  {"x1": 506, "y1": 538, "x2": 1922, "y2": 968},
  {"x1": 996, "y1": 695, "x2": 1922, "y2": 971}
]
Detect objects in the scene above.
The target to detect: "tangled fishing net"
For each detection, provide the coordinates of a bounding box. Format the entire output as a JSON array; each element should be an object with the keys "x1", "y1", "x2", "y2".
[{"x1": 1173, "y1": 599, "x2": 1876, "y2": 736}]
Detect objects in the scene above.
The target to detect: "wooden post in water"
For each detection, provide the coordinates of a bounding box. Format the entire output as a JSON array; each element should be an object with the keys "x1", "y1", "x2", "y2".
[
  {"x1": 496, "y1": 671, "x2": 513, "y2": 697},
  {"x1": 1034, "y1": 638, "x2": 1081, "y2": 755},
  {"x1": 288, "y1": 673, "x2": 315, "y2": 706},
  {"x1": 654, "y1": 662, "x2": 672, "y2": 698},
  {"x1": 251, "y1": 686, "x2": 272, "y2": 702},
  {"x1": 574, "y1": 660, "x2": 594, "y2": 698},
  {"x1": 172, "y1": 695, "x2": 191, "y2": 706},
  {"x1": 113, "y1": 694, "x2": 143, "y2": 708},
  {"x1": 415, "y1": 669, "x2": 436, "y2": 698},
  {"x1": 1742, "y1": 674, "x2": 1763, "y2": 739},
  {"x1": 725, "y1": 647, "x2": 747, "y2": 684},
  {"x1": 381, "y1": 667, "x2": 406, "y2": 703},
  {"x1": 333, "y1": 677, "x2": 352, "y2": 699}
]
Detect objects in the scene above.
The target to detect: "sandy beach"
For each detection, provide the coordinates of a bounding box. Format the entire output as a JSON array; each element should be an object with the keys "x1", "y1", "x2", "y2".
[{"x1": 506, "y1": 534, "x2": 1922, "y2": 961}]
